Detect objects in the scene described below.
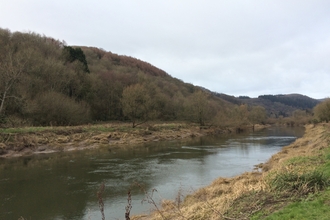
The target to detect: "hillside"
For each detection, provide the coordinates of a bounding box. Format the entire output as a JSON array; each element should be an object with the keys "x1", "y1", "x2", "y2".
[
  {"x1": 0, "y1": 28, "x2": 234, "y2": 128},
  {"x1": 0, "y1": 27, "x2": 321, "y2": 128}
]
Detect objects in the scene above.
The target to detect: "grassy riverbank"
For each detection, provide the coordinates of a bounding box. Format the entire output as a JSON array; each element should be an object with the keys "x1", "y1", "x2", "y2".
[{"x1": 133, "y1": 123, "x2": 330, "y2": 220}]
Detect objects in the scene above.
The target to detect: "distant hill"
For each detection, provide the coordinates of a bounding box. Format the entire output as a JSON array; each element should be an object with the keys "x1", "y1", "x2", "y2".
[
  {"x1": 257, "y1": 94, "x2": 320, "y2": 109},
  {"x1": 213, "y1": 93, "x2": 320, "y2": 117}
]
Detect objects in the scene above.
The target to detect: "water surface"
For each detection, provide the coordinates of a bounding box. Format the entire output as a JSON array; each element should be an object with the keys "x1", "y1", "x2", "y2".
[{"x1": 0, "y1": 126, "x2": 304, "y2": 220}]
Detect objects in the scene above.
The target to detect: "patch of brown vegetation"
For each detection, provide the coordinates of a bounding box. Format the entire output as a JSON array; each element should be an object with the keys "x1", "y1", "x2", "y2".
[{"x1": 0, "y1": 122, "x2": 233, "y2": 158}]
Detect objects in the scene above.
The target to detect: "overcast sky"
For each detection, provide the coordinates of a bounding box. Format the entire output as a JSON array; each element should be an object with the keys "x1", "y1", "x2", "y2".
[{"x1": 1, "y1": 0, "x2": 329, "y2": 99}]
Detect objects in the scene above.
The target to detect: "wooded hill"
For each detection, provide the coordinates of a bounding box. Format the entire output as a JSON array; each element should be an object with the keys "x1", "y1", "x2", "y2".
[
  {"x1": 215, "y1": 93, "x2": 320, "y2": 118},
  {"x1": 0, "y1": 28, "x2": 320, "y2": 128}
]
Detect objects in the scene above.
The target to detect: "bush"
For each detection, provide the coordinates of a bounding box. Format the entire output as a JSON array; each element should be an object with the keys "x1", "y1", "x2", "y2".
[
  {"x1": 313, "y1": 99, "x2": 330, "y2": 123},
  {"x1": 28, "y1": 91, "x2": 91, "y2": 126}
]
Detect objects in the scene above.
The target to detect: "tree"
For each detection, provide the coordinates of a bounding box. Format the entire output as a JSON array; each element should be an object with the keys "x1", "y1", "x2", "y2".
[
  {"x1": 61, "y1": 47, "x2": 93, "y2": 100},
  {"x1": 291, "y1": 109, "x2": 311, "y2": 125},
  {"x1": 121, "y1": 84, "x2": 151, "y2": 128},
  {"x1": 62, "y1": 46, "x2": 90, "y2": 73},
  {"x1": 89, "y1": 72, "x2": 123, "y2": 121},
  {"x1": 186, "y1": 90, "x2": 212, "y2": 127},
  {"x1": 0, "y1": 36, "x2": 31, "y2": 115},
  {"x1": 214, "y1": 107, "x2": 234, "y2": 129},
  {"x1": 313, "y1": 99, "x2": 330, "y2": 123},
  {"x1": 248, "y1": 106, "x2": 267, "y2": 130},
  {"x1": 229, "y1": 104, "x2": 250, "y2": 132}
]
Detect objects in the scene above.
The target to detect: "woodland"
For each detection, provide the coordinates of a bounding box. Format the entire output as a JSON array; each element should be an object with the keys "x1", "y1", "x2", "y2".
[{"x1": 0, "y1": 28, "x2": 328, "y2": 129}]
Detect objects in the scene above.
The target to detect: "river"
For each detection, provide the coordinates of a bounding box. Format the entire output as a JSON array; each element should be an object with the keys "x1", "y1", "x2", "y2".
[{"x1": 0, "y1": 126, "x2": 304, "y2": 220}]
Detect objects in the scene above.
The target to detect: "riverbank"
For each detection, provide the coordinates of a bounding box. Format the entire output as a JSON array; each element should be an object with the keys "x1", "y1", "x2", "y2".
[
  {"x1": 0, "y1": 122, "x2": 264, "y2": 158},
  {"x1": 133, "y1": 123, "x2": 330, "y2": 219}
]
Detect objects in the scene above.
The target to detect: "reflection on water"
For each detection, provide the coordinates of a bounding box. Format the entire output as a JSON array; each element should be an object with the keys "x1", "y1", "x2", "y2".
[{"x1": 0, "y1": 126, "x2": 304, "y2": 220}]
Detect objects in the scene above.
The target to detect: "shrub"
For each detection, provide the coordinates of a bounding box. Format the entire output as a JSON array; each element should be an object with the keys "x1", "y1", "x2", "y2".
[
  {"x1": 28, "y1": 91, "x2": 91, "y2": 126},
  {"x1": 313, "y1": 99, "x2": 330, "y2": 123}
]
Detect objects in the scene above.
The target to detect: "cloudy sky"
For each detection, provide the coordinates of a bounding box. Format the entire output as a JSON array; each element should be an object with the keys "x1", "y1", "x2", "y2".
[{"x1": 1, "y1": 0, "x2": 329, "y2": 99}]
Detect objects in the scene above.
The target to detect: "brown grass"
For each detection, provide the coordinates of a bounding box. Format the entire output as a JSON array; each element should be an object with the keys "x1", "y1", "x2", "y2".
[
  {"x1": 1, "y1": 122, "x2": 267, "y2": 158},
  {"x1": 0, "y1": 122, "x2": 209, "y2": 158}
]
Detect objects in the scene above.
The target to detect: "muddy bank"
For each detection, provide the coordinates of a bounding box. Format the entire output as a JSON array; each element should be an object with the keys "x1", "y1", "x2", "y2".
[{"x1": 0, "y1": 123, "x2": 261, "y2": 158}]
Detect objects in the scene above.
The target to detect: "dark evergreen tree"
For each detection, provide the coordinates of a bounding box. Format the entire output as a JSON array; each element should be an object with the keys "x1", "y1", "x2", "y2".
[{"x1": 63, "y1": 46, "x2": 90, "y2": 73}]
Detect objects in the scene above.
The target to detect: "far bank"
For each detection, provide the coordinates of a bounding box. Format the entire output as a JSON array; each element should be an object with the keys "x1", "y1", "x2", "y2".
[{"x1": 0, "y1": 122, "x2": 269, "y2": 158}]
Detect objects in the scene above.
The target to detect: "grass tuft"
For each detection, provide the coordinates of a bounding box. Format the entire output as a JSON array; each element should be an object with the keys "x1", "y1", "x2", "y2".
[{"x1": 269, "y1": 170, "x2": 330, "y2": 195}]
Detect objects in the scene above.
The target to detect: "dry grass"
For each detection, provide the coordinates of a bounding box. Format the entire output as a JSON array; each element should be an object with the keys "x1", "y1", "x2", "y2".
[
  {"x1": 263, "y1": 124, "x2": 330, "y2": 173},
  {"x1": 132, "y1": 171, "x2": 267, "y2": 220},
  {"x1": 1, "y1": 121, "x2": 266, "y2": 158}
]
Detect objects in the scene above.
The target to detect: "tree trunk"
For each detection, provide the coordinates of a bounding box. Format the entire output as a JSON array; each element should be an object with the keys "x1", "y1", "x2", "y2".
[{"x1": 0, "y1": 90, "x2": 7, "y2": 115}]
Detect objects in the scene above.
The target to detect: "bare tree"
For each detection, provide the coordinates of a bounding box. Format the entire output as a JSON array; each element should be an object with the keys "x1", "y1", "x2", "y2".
[
  {"x1": 121, "y1": 84, "x2": 151, "y2": 128},
  {"x1": 248, "y1": 106, "x2": 267, "y2": 130},
  {"x1": 186, "y1": 90, "x2": 211, "y2": 127},
  {"x1": 0, "y1": 44, "x2": 31, "y2": 115}
]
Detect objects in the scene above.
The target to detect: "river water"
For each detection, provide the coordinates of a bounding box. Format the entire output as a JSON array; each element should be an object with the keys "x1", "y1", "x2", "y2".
[{"x1": 0, "y1": 126, "x2": 304, "y2": 220}]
